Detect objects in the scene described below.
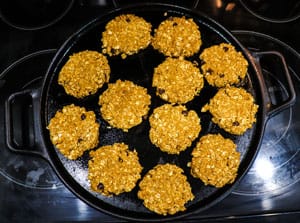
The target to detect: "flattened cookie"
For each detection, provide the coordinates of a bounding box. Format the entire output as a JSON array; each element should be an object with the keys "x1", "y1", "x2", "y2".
[
  {"x1": 149, "y1": 104, "x2": 201, "y2": 154},
  {"x1": 152, "y1": 16, "x2": 201, "y2": 58},
  {"x1": 58, "y1": 50, "x2": 110, "y2": 98},
  {"x1": 47, "y1": 104, "x2": 99, "y2": 160},
  {"x1": 153, "y1": 57, "x2": 204, "y2": 104},
  {"x1": 190, "y1": 134, "x2": 240, "y2": 188},
  {"x1": 99, "y1": 80, "x2": 151, "y2": 132},
  {"x1": 101, "y1": 14, "x2": 152, "y2": 59},
  {"x1": 200, "y1": 43, "x2": 248, "y2": 87},
  {"x1": 138, "y1": 163, "x2": 194, "y2": 215},
  {"x1": 88, "y1": 143, "x2": 143, "y2": 196},
  {"x1": 201, "y1": 86, "x2": 258, "y2": 135}
]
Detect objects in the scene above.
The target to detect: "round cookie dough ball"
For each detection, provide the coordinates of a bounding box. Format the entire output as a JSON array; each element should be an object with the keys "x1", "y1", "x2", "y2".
[
  {"x1": 58, "y1": 50, "x2": 110, "y2": 98},
  {"x1": 190, "y1": 134, "x2": 240, "y2": 188},
  {"x1": 201, "y1": 86, "x2": 258, "y2": 135},
  {"x1": 152, "y1": 57, "x2": 204, "y2": 104},
  {"x1": 101, "y1": 14, "x2": 152, "y2": 59},
  {"x1": 138, "y1": 163, "x2": 194, "y2": 215},
  {"x1": 149, "y1": 104, "x2": 201, "y2": 154},
  {"x1": 200, "y1": 43, "x2": 248, "y2": 87},
  {"x1": 47, "y1": 104, "x2": 100, "y2": 160},
  {"x1": 152, "y1": 16, "x2": 202, "y2": 58},
  {"x1": 98, "y1": 80, "x2": 151, "y2": 132},
  {"x1": 88, "y1": 142, "x2": 143, "y2": 196}
]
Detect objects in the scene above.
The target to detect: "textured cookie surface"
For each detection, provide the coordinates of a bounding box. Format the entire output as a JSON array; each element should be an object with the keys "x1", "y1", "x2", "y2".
[
  {"x1": 138, "y1": 163, "x2": 194, "y2": 215},
  {"x1": 149, "y1": 104, "x2": 201, "y2": 154},
  {"x1": 47, "y1": 104, "x2": 99, "y2": 160},
  {"x1": 88, "y1": 143, "x2": 143, "y2": 196},
  {"x1": 99, "y1": 80, "x2": 151, "y2": 132},
  {"x1": 101, "y1": 14, "x2": 152, "y2": 59},
  {"x1": 58, "y1": 50, "x2": 110, "y2": 98},
  {"x1": 200, "y1": 43, "x2": 248, "y2": 87},
  {"x1": 201, "y1": 86, "x2": 258, "y2": 135},
  {"x1": 152, "y1": 57, "x2": 204, "y2": 104},
  {"x1": 190, "y1": 134, "x2": 240, "y2": 188},
  {"x1": 152, "y1": 16, "x2": 201, "y2": 58}
]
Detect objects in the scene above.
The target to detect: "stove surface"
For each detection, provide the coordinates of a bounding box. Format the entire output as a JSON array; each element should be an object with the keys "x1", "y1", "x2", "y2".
[{"x1": 1, "y1": 0, "x2": 300, "y2": 222}]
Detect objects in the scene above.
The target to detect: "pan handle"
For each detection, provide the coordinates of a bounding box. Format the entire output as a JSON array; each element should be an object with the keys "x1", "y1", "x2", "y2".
[
  {"x1": 5, "y1": 88, "x2": 50, "y2": 161},
  {"x1": 251, "y1": 50, "x2": 296, "y2": 118}
]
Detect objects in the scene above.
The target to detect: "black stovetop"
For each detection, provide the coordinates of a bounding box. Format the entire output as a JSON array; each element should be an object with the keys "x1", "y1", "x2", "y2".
[{"x1": 1, "y1": 0, "x2": 300, "y2": 222}]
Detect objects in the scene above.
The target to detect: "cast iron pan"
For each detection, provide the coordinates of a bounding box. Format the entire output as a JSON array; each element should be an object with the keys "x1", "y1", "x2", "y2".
[{"x1": 5, "y1": 3, "x2": 296, "y2": 221}]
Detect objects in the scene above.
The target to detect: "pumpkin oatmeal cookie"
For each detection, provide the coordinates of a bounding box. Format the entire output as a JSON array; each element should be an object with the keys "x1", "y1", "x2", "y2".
[
  {"x1": 88, "y1": 143, "x2": 143, "y2": 196},
  {"x1": 98, "y1": 80, "x2": 151, "y2": 132},
  {"x1": 101, "y1": 14, "x2": 152, "y2": 59},
  {"x1": 200, "y1": 43, "x2": 248, "y2": 87},
  {"x1": 201, "y1": 86, "x2": 258, "y2": 135},
  {"x1": 152, "y1": 16, "x2": 201, "y2": 58},
  {"x1": 190, "y1": 134, "x2": 240, "y2": 188},
  {"x1": 47, "y1": 104, "x2": 99, "y2": 160},
  {"x1": 138, "y1": 163, "x2": 194, "y2": 215},
  {"x1": 149, "y1": 104, "x2": 201, "y2": 154},
  {"x1": 58, "y1": 50, "x2": 110, "y2": 98},
  {"x1": 152, "y1": 57, "x2": 204, "y2": 104}
]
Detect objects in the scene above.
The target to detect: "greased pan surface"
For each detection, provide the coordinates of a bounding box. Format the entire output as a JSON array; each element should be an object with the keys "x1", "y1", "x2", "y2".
[{"x1": 40, "y1": 3, "x2": 265, "y2": 221}]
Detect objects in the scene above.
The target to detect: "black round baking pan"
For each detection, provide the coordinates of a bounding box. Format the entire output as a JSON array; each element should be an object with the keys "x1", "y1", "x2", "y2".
[{"x1": 5, "y1": 3, "x2": 296, "y2": 221}]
